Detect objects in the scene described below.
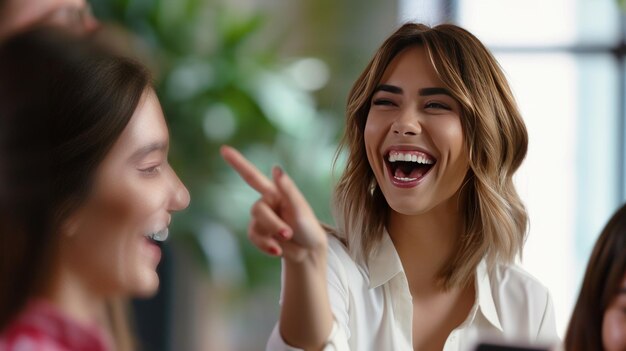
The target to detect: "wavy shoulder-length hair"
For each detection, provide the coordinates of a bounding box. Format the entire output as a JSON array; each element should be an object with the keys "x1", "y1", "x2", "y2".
[
  {"x1": 332, "y1": 23, "x2": 528, "y2": 289},
  {"x1": 564, "y1": 203, "x2": 626, "y2": 351}
]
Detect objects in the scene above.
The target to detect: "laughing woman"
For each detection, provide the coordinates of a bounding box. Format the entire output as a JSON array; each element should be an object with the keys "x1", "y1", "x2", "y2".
[
  {"x1": 222, "y1": 23, "x2": 558, "y2": 351},
  {"x1": 0, "y1": 29, "x2": 189, "y2": 350}
]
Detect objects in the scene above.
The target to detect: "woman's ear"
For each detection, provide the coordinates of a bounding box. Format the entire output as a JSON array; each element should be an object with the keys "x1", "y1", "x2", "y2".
[{"x1": 60, "y1": 210, "x2": 82, "y2": 238}]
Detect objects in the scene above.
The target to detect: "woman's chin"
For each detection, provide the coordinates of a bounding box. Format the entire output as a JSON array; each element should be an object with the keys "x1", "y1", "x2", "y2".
[{"x1": 130, "y1": 272, "x2": 160, "y2": 298}]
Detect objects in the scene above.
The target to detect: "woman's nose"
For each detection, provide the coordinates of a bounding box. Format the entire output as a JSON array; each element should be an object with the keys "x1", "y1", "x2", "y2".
[
  {"x1": 169, "y1": 171, "x2": 190, "y2": 212},
  {"x1": 392, "y1": 108, "x2": 422, "y2": 136}
]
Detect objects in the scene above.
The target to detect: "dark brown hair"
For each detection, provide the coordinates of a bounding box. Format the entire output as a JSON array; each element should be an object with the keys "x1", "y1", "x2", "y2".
[
  {"x1": 564, "y1": 202, "x2": 626, "y2": 350},
  {"x1": 0, "y1": 27, "x2": 150, "y2": 342},
  {"x1": 333, "y1": 23, "x2": 528, "y2": 289}
]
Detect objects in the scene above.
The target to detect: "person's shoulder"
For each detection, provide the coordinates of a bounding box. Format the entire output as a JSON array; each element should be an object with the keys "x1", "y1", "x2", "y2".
[
  {"x1": 488, "y1": 263, "x2": 559, "y2": 343},
  {"x1": 0, "y1": 301, "x2": 111, "y2": 351},
  {"x1": 326, "y1": 234, "x2": 369, "y2": 286},
  {"x1": 492, "y1": 263, "x2": 550, "y2": 294},
  {"x1": 0, "y1": 320, "x2": 57, "y2": 351},
  {"x1": 489, "y1": 263, "x2": 552, "y2": 310},
  {"x1": 327, "y1": 234, "x2": 350, "y2": 259},
  {"x1": 327, "y1": 234, "x2": 358, "y2": 271}
]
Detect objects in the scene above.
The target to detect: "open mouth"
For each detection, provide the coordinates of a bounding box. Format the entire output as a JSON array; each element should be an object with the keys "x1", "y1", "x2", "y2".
[
  {"x1": 145, "y1": 228, "x2": 169, "y2": 243},
  {"x1": 384, "y1": 149, "x2": 436, "y2": 184}
]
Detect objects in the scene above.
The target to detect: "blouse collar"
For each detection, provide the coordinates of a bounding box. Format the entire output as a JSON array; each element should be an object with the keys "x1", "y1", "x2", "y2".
[{"x1": 366, "y1": 228, "x2": 503, "y2": 332}]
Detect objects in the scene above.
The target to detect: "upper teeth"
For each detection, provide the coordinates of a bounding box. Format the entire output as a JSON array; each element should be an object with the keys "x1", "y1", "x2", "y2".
[
  {"x1": 388, "y1": 152, "x2": 434, "y2": 164},
  {"x1": 147, "y1": 228, "x2": 169, "y2": 242}
]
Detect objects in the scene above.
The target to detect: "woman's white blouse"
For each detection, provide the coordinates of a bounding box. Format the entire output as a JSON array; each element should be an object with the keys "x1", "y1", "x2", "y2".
[{"x1": 267, "y1": 231, "x2": 559, "y2": 351}]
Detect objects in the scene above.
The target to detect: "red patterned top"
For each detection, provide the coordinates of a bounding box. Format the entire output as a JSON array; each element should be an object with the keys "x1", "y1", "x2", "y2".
[{"x1": 0, "y1": 300, "x2": 112, "y2": 351}]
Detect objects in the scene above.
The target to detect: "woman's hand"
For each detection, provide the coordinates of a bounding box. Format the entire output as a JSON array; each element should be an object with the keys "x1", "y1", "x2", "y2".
[
  {"x1": 222, "y1": 145, "x2": 334, "y2": 348},
  {"x1": 220, "y1": 145, "x2": 328, "y2": 263}
]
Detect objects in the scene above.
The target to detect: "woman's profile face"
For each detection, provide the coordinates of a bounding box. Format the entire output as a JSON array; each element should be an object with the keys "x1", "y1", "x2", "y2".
[
  {"x1": 364, "y1": 45, "x2": 468, "y2": 216},
  {"x1": 603, "y1": 273, "x2": 626, "y2": 351},
  {"x1": 60, "y1": 89, "x2": 190, "y2": 297}
]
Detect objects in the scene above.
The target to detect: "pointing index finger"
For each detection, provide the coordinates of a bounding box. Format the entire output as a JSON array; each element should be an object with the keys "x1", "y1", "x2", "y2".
[{"x1": 220, "y1": 145, "x2": 278, "y2": 200}]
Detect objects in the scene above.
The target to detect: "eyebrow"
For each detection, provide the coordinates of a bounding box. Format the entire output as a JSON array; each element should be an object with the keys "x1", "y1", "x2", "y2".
[
  {"x1": 419, "y1": 87, "x2": 452, "y2": 97},
  {"x1": 374, "y1": 84, "x2": 403, "y2": 94},
  {"x1": 373, "y1": 84, "x2": 452, "y2": 97},
  {"x1": 129, "y1": 142, "x2": 168, "y2": 162}
]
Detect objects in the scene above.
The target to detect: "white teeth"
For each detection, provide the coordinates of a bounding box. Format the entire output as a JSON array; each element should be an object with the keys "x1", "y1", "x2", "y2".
[
  {"x1": 148, "y1": 228, "x2": 169, "y2": 242},
  {"x1": 387, "y1": 151, "x2": 434, "y2": 164},
  {"x1": 394, "y1": 176, "x2": 417, "y2": 182}
]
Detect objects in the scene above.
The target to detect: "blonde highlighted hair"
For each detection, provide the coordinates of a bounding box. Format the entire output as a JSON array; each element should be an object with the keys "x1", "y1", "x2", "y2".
[{"x1": 332, "y1": 23, "x2": 528, "y2": 289}]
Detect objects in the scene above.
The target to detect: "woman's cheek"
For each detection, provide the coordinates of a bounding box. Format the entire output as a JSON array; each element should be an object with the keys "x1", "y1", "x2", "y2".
[{"x1": 602, "y1": 306, "x2": 626, "y2": 351}]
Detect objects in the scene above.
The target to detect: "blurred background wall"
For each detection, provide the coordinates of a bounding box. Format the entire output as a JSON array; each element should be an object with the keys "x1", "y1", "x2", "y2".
[{"x1": 89, "y1": 0, "x2": 626, "y2": 349}]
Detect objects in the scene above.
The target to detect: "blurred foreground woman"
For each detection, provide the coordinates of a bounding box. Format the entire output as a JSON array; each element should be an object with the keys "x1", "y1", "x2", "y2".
[{"x1": 0, "y1": 28, "x2": 189, "y2": 350}]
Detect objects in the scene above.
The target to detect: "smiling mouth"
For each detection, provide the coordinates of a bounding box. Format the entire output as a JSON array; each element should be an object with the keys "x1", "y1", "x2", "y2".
[
  {"x1": 145, "y1": 228, "x2": 169, "y2": 242},
  {"x1": 384, "y1": 150, "x2": 436, "y2": 183}
]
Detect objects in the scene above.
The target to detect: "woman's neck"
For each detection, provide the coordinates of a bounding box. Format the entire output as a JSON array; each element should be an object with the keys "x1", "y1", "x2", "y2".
[
  {"x1": 41, "y1": 265, "x2": 108, "y2": 328},
  {"x1": 387, "y1": 195, "x2": 464, "y2": 297}
]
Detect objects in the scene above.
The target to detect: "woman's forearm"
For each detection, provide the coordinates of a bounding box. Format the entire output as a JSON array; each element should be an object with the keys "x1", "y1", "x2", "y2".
[{"x1": 279, "y1": 248, "x2": 333, "y2": 350}]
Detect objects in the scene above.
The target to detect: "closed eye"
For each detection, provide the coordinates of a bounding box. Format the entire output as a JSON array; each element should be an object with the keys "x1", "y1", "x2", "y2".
[
  {"x1": 139, "y1": 165, "x2": 162, "y2": 177},
  {"x1": 372, "y1": 99, "x2": 397, "y2": 107},
  {"x1": 425, "y1": 102, "x2": 451, "y2": 110}
]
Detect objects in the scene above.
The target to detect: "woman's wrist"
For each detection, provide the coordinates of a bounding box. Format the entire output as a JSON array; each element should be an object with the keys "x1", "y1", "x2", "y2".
[
  {"x1": 283, "y1": 228, "x2": 328, "y2": 266},
  {"x1": 283, "y1": 242, "x2": 328, "y2": 270}
]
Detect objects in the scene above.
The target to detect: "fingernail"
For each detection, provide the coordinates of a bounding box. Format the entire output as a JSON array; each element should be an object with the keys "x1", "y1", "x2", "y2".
[
  {"x1": 272, "y1": 166, "x2": 283, "y2": 179},
  {"x1": 268, "y1": 247, "x2": 280, "y2": 256},
  {"x1": 278, "y1": 228, "x2": 290, "y2": 239},
  {"x1": 219, "y1": 145, "x2": 230, "y2": 155}
]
